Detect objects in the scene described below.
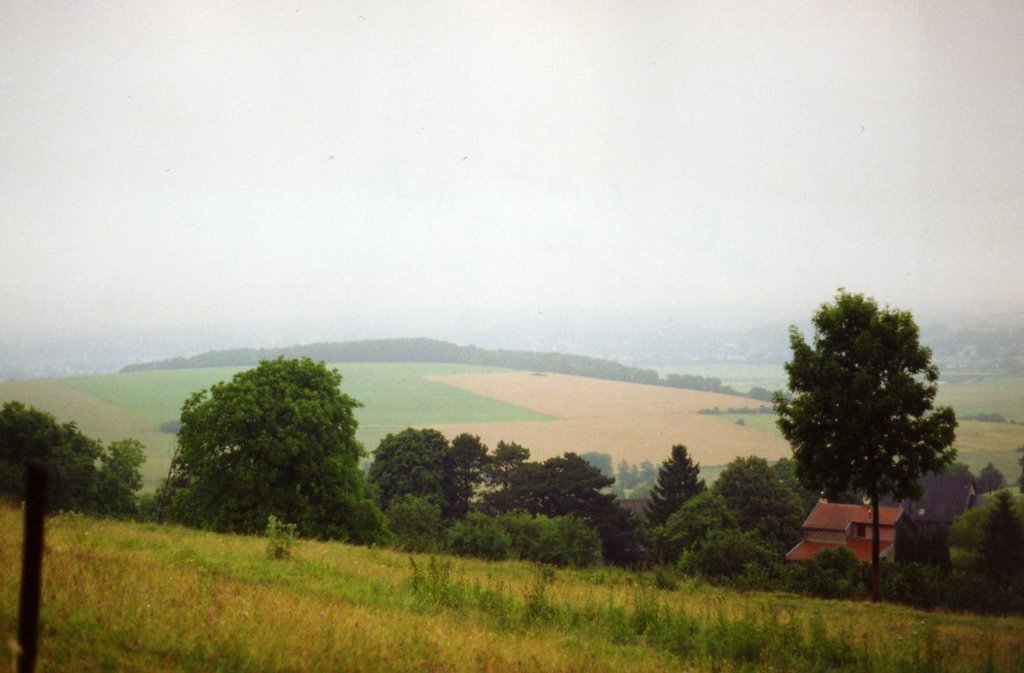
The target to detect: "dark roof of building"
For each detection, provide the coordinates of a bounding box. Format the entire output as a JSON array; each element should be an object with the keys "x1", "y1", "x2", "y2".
[{"x1": 881, "y1": 475, "x2": 977, "y2": 525}]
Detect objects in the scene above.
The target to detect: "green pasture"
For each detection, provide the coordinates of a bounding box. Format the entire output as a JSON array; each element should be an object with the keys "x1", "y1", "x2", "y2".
[
  {"x1": 63, "y1": 362, "x2": 550, "y2": 428},
  {"x1": 936, "y1": 374, "x2": 1024, "y2": 423}
]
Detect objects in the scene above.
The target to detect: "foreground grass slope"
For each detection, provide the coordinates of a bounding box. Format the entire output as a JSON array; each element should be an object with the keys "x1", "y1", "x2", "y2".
[{"x1": 2, "y1": 504, "x2": 1022, "y2": 672}]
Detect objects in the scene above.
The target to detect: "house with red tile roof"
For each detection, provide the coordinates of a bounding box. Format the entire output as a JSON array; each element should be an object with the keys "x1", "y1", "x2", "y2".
[{"x1": 785, "y1": 501, "x2": 906, "y2": 563}]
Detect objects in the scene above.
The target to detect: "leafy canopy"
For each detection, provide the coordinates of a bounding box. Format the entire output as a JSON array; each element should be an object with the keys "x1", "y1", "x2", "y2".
[
  {"x1": 0, "y1": 401, "x2": 144, "y2": 517},
  {"x1": 712, "y1": 455, "x2": 804, "y2": 553},
  {"x1": 774, "y1": 291, "x2": 957, "y2": 503},
  {"x1": 369, "y1": 427, "x2": 450, "y2": 512},
  {"x1": 165, "y1": 357, "x2": 385, "y2": 542}
]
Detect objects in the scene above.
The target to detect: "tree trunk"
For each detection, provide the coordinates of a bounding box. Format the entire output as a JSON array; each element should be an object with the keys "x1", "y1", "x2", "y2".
[{"x1": 871, "y1": 494, "x2": 881, "y2": 602}]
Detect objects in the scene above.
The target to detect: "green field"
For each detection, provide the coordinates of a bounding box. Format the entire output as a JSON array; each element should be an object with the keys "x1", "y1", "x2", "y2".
[
  {"x1": 1, "y1": 363, "x2": 551, "y2": 490},
  {"x1": 667, "y1": 364, "x2": 1024, "y2": 483},
  {"x1": 2, "y1": 503, "x2": 1022, "y2": 672}
]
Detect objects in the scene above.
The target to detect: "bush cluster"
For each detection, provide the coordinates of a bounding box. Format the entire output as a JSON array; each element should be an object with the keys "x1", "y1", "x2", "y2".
[{"x1": 388, "y1": 506, "x2": 604, "y2": 567}]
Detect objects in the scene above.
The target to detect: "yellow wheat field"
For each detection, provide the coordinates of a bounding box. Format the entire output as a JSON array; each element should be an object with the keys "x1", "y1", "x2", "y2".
[{"x1": 423, "y1": 372, "x2": 791, "y2": 467}]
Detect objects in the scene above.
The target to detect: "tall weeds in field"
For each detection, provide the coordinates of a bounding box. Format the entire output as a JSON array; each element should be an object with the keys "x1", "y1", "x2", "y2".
[
  {"x1": 408, "y1": 556, "x2": 460, "y2": 608},
  {"x1": 264, "y1": 515, "x2": 297, "y2": 559}
]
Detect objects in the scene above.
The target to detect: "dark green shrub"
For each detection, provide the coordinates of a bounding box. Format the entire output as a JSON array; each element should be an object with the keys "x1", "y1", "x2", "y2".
[
  {"x1": 895, "y1": 519, "x2": 952, "y2": 571},
  {"x1": 680, "y1": 529, "x2": 776, "y2": 581},
  {"x1": 943, "y1": 568, "x2": 1024, "y2": 615},
  {"x1": 881, "y1": 562, "x2": 945, "y2": 610},
  {"x1": 799, "y1": 546, "x2": 865, "y2": 599},
  {"x1": 386, "y1": 495, "x2": 444, "y2": 552},
  {"x1": 494, "y1": 510, "x2": 547, "y2": 560},
  {"x1": 535, "y1": 515, "x2": 603, "y2": 567},
  {"x1": 446, "y1": 512, "x2": 512, "y2": 560},
  {"x1": 651, "y1": 564, "x2": 678, "y2": 590}
]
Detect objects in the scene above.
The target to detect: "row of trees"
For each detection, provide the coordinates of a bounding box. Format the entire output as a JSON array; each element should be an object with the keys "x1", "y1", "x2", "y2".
[
  {"x1": 0, "y1": 401, "x2": 144, "y2": 517},
  {"x1": 368, "y1": 429, "x2": 646, "y2": 565}
]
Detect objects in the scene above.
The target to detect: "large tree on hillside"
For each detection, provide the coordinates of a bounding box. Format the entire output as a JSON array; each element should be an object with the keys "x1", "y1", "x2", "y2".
[
  {"x1": 165, "y1": 357, "x2": 386, "y2": 543},
  {"x1": 369, "y1": 427, "x2": 450, "y2": 512},
  {"x1": 774, "y1": 291, "x2": 957, "y2": 600},
  {"x1": 645, "y1": 444, "x2": 705, "y2": 528},
  {"x1": 712, "y1": 456, "x2": 804, "y2": 553}
]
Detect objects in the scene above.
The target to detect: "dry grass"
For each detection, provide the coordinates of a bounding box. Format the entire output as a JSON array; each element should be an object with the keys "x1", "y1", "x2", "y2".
[
  {"x1": 425, "y1": 372, "x2": 789, "y2": 466},
  {"x1": 2, "y1": 505, "x2": 1023, "y2": 672}
]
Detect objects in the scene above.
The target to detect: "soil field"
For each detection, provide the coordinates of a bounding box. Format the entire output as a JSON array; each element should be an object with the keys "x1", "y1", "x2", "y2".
[{"x1": 425, "y1": 371, "x2": 790, "y2": 467}]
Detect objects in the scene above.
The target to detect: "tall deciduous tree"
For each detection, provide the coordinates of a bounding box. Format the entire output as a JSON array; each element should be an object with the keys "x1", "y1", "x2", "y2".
[
  {"x1": 655, "y1": 491, "x2": 736, "y2": 564},
  {"x1": 712, "y1": 455, "x2": 804, "y2": 553},
  {"x1": 646, "y1": 444, "x2": 706, "y2": 528},
  {"x1": 774, "y1": 291, "x2": 957, "y2": 600},
  {"x1": 369, "y1": 427, "x2": 450, "y2": 512},
  {"x1": 166, "y1": 357, "x2": 385, "y2": 543}
]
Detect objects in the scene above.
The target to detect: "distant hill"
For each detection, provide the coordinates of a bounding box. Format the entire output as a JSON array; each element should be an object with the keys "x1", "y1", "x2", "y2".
[{"x1": 121, "y1": 338, "x2": 768, "y2": 400}]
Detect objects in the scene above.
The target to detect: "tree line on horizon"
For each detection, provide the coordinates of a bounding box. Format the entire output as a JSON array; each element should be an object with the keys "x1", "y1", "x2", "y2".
[{"x1": 119, "y1": 337, "x2": 772, "y2": 401}]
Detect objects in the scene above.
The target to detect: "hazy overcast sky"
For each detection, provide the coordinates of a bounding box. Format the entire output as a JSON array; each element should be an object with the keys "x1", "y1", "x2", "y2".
[{"x1": 2, "y1": 1, "x2": 1022, "y2": 339}]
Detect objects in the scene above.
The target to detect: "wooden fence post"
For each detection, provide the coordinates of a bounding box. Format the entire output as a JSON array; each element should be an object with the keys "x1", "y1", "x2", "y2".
[{"x1": 18, "y1": 460, "x2": 47, "y2": 673}]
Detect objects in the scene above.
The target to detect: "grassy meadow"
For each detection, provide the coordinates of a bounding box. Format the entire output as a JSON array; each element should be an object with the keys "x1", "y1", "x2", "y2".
[{"x1": 2, "y1": 503, "x2": 1023, "y2": 672}]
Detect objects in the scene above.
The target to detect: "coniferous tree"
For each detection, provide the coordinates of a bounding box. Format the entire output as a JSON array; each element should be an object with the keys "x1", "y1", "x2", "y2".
[
  {"x1": 980, "y1": 490, "x2": 1024, "y2": 583},
  {"x1": 442, "y1": 433, "x2": 488, "y2": 519},
  {"x1": 977, "y1": 463, "x2": 1006, "y2": 494},
  {"x1": 645, "y1": 444, "x2": 706, "y2": 528}
]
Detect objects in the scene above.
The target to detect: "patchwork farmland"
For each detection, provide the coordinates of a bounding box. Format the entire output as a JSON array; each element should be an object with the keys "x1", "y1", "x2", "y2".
[
  {"x1": 1, "y1": 362, "x2": 1022, "y2": 490},
  {"x1": 0, "y1": 363, "x2": 786, "y2": 489}
]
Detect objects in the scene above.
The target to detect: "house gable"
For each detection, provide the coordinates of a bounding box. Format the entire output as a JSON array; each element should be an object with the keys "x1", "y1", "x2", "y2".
[{"x1": 785, "y1": 501, "x2": 905, "y2": 563}]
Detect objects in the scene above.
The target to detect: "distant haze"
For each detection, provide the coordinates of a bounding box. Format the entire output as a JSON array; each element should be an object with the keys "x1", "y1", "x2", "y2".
[{"x1": 2, "y1": 2, "x2": 1022, "y2": 355}]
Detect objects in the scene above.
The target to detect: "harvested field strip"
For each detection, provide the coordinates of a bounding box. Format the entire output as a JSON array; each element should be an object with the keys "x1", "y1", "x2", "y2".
[{"x1": 426, "y1": 372, "x2": 790, "y2": 466}]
